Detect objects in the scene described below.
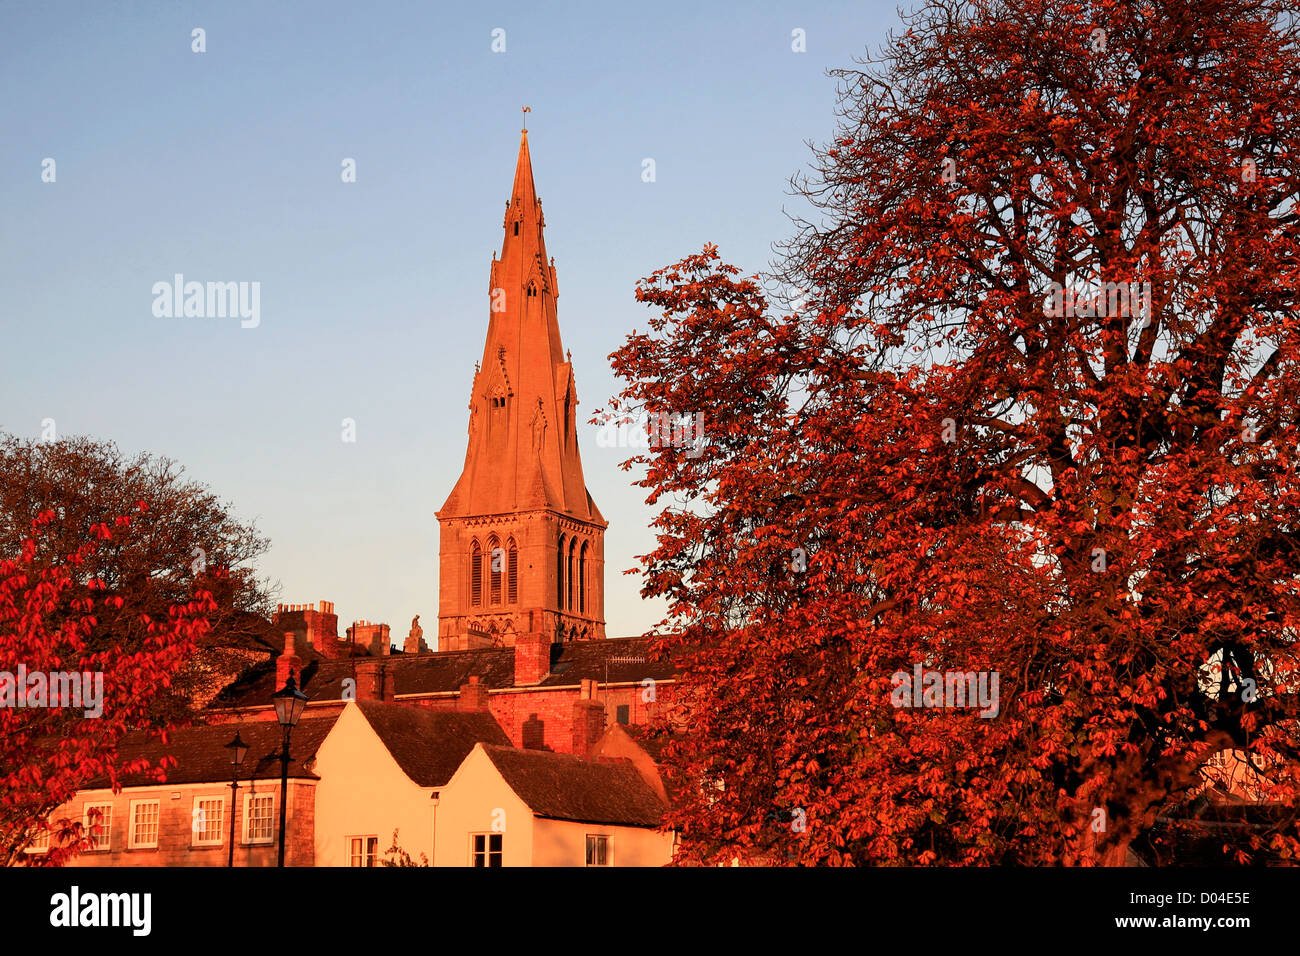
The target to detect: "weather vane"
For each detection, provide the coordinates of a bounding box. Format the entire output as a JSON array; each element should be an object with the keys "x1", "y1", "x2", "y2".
[{"x1": 522, "y1": 105, "x2": 531, "y2": 130}]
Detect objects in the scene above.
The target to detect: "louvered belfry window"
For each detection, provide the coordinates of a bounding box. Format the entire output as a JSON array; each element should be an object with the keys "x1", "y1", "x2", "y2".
[
  {"x1": 557, "y1": 535, "x2": 566, "y2": 609},
  {"x1": 471, "y1": 541, "x2": 483, "y2": 607},
  {"x1": 507, "y1": 539, "x2": 518, "y2": 604},
  {"x1": 579, "y1": 541, "x2": 588, "y2": 614},
  {"x1": 489, "y1": 536, "x2": 503, "y2": 605}
]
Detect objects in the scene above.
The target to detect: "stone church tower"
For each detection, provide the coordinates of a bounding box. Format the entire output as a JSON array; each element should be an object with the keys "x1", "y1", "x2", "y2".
[{"x1": 436, "y1": 126, "x2": 607, "y2": 652}]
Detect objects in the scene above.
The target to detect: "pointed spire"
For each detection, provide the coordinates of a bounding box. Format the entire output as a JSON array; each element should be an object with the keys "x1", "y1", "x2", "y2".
[
  {"x1": 438, "y1": 123, "x2": 603, "y2": 526},
  {"x1": 510, "y1": 127, "x2": 539, "y2": 221},
  {"x1": 436, "y1": 123, "x2": 608, "y2": 649}
]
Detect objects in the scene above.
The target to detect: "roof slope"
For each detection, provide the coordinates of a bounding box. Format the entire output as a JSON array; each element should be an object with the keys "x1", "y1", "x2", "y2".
[
  {"x1": 354, "y1": 700, "x2": 510, "y2": 788},
  {"x1": 82, "y1": 713, "x2": 342, "y2": 788},
  {"x1": 210, "y1": 636, "x2": 676, "y2": 710},
  {"x1": 482, "y1": 744, "x2": 667, "y2": 828}
]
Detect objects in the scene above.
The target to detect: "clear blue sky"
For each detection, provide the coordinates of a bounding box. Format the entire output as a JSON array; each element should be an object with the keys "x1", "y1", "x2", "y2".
[{"x1": 0, "y1": 0, "x2": 899, "y2": 642}]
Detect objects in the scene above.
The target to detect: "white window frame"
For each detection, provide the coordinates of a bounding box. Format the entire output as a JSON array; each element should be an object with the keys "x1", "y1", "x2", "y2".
[
  {"x1": 83, "y1": 802, "x2": 113, "y2": 851},
  {"x1": 24, "y1": 826, "x2": 51, "y2": 855},
  {"x1": 128, "y1": 799, "x2": 161, "y2": 849},
  {"x1": 243, "y1": 792, "x2": 275, "y2": 844},
  {"x1": 585, "y1": 833, "x2": 612, "y2": 867},
  {"x1": 470, "y1": 832, "x2": 503, "y2": 867},
  {"x1": 192, "y1": 796, "x2": 225, "y2": 847},
  {"x1": 347, "y1": 835, "x2": 380, "y2": 867}
]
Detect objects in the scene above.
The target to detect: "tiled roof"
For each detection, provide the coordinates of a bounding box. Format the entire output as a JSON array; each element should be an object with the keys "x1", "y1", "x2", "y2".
[
  {"x1": 353, "y1": 700, "x2": 510, "y2": 788},
  {"x1": 209, "y1": 636, "x2": 677, "y2": 711},
  {"x1": 80, "y1": 713, "x2": 343, "y2": 789},
  {"x1": 481, "y1": 744, "x2": 668, "y2": 828}
]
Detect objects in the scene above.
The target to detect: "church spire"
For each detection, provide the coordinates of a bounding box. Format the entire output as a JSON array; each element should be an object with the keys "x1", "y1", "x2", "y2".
[
  {"x1": 439, "y1": 123, "x2": 596, "y2": 520},
  {"x1": 435, "y1": 124, "x2": 607, "y2": 652}
]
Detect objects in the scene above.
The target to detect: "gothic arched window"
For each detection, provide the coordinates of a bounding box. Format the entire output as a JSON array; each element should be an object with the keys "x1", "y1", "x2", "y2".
[
  {"x1": 567, "y1": 537, "x2": 576, "y2": 611},
  {"x1": 557, "y1": 534, "x2": 566, "y2": 610},
  {"x1": 488, "y1": 535, "x2": 503, "y2": 605},
  {"x1": 579, "y1": 540, "x2": 588, "y2": 614},
  {"x1": 470, "y1": 540, "x2": 483, "y2": 607},
  {"x1": 507, "y1": 538, "x2": 518, "y2": 604}
]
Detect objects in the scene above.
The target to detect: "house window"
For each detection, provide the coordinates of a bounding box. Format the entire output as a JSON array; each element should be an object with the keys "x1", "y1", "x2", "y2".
[
  {"x1": 24, "y1": 827, "x2": 51, "y2": 855},
  {"x1": 193, "y1": 797, "x2": 225, "y2": 846},
  {"x1": 128, "y1": 800, "x2": 160, "y2": 849},
  {"x1": 244, "y1": 793, "x2": 274, "y2": 844},
  {"x1": 348, "y1": 836, "x2": 379, "y2": 867},
  {"x1": 84, "y1": 803, "x2": 113, "y2": 851},
  {"x1": 616, "y1": 704, "x2": 630, "y2": 725},
  {"x1": 471, "y1": 833, "x2": 503, "y2": 867},
  {"x1": 586, "y1": 834, "x2": 611, "y2": 867}
]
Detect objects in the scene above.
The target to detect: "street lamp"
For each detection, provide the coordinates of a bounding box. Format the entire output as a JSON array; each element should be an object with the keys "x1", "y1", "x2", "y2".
[
  {"x1": 272, "y1": 675, "x2": 308, "y2": 867},
  {"x1": 224, "y1": 732, "x2": 248, "y2": 868}
]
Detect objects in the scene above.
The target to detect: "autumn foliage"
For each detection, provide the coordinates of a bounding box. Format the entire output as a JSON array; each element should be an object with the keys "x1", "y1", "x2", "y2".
[
  {"x1": 610, "y1": 0, "x2": 1300, "y2": 864},
  {"x1": 0, "y1": 506, "x2": 214, "y2": 866}
]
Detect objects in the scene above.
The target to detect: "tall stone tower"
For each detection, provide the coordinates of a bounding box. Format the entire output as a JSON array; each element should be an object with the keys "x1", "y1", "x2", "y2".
[{"x1": 435, "y1": 126, "x2": 607, "y2": 652}]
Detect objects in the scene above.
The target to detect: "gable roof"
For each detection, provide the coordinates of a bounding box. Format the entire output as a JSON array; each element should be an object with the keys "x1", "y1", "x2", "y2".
[
  {"x1": 80, "y1": 713, "x2": 343, "y2": 789},
  {"x1": 352, "y1": 701, "x2": 510, "y2": 788},
  {"x1": 480, "y1": 744, "x2": 668, "y2": 829},
  {"x1": 209, "y1": 636, "x2": 677, "y2": 711}
]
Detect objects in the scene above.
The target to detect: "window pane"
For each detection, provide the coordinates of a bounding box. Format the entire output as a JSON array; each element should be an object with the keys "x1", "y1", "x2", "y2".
[
  {"x1": 586, "y1": 835, "x2": 609, "y2": 866},
  {"x1": 247, "y1": 795, "x2": 274, "y2": 842},
  {"x1": 195, "y1": 798, "x2": 224, "y2": 844},
  {"x1": 131, "y1": 802, "x2": 159, "y2": 848},
  {"x1": 85, "y1": 805, "x2": 112, "y2": 850}
]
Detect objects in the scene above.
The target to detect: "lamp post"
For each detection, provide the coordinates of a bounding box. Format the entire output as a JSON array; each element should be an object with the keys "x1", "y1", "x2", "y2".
[
  {"x1": 272, "y1": 675, "x2": 308, "y2": 867},
  {"x1": 224, "y1": 732, "x2": 248, "y2": 868}
]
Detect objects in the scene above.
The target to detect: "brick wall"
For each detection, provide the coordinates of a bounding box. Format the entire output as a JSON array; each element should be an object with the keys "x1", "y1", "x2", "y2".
[
  {"x1": 414, "y1": 681, "x2": 674, "y2": 753},
  {"x1": 38, "y1": 779, "x2": 317, "y2": 867}
]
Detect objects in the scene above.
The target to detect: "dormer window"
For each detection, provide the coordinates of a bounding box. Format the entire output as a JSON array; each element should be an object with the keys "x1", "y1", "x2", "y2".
[{"x1": 513, "y1": 222, "x2": 520, "y2": 236}]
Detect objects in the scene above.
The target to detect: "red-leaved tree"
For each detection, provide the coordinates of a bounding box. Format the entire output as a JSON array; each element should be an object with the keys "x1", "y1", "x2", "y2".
[
  {"x1": 609, "y1": 0, "x2": 1300, "y2": 865},
  {"x1": 1, "y1": 506, "x2": 214, "y2": 866}
]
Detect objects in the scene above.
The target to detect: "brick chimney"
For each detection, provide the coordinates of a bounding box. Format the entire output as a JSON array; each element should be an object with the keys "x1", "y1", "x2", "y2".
[
  {"x1": 275, "y1": 632, "x2": 301, "y2": 691},
  {"x1": 347, "y1": 620, "x2": 391, "y2": 657},
  {"x1": 522, "y1": 713, "x2": 546, "y2": 750},
  {"x1": 354, "y1": 659, "x2": 394, "y2": 702},
  {"x1": 273, "y1": 600, "x2": 340, "y2": 658},
  {"x1": 457, "y1": 676, "x2": 490, "y2": 712},
  {"x1": 513, "y1": 611, "x2": 552, "y2": 686},
  {"x1": 571, "y1": 679, "x2": 606, "y2": 758}
]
